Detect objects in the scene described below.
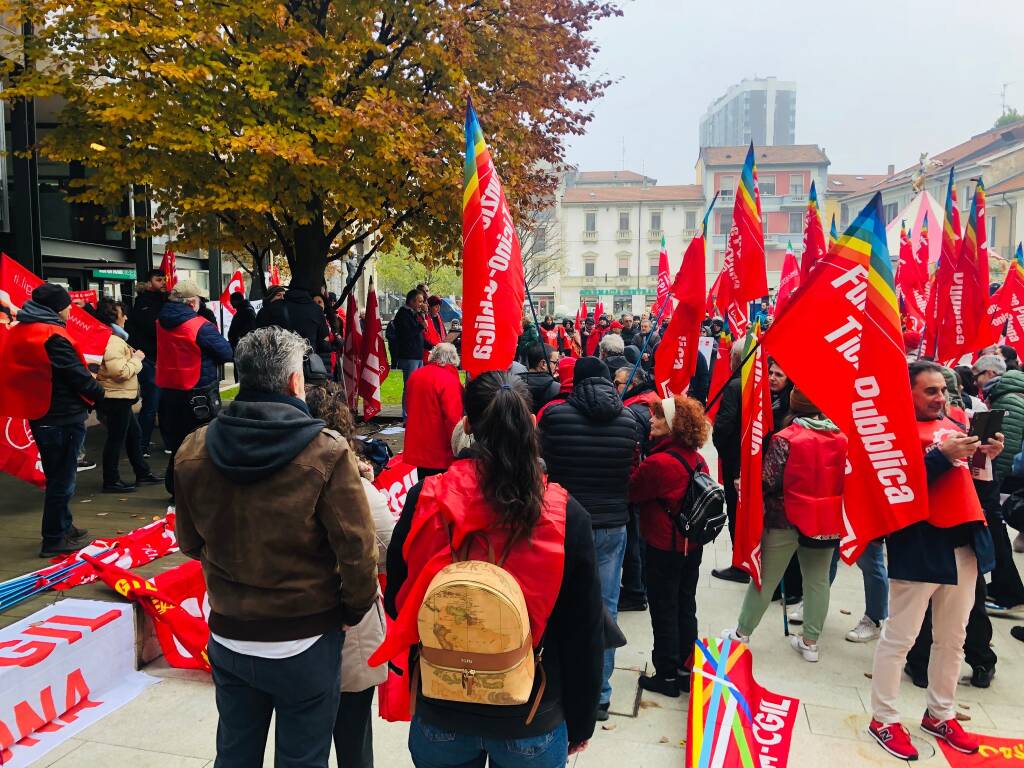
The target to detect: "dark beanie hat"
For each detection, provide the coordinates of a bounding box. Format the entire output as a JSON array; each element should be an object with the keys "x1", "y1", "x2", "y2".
[
  {"x1": 623, "y1": 345, "x2": 641, "y2": 365},
  {"x1": 574, "y1": 356, "x2": 611, "y2": 382},
  {"x1": 32, "y1": 283, "x2": 71, "y2": 313}
]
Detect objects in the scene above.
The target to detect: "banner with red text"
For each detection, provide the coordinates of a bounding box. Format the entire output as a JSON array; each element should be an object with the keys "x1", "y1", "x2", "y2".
[
  {"x1": 0, "y1": 599, "x2": 156, "y2": 768},
  {"x1": 151, "y1": 560, "x2": 211, "y2": 671},
  {"x1": 687, "y1": 637, "x2": 799, "y2": 768},
  {"x1": 461, "y1": 99, "x2": 525, "y2": 377},
  {"x1": 939, "y1": 734, "x2": 1024, "y2": 767},
  {"x1": 734, "y1": 325, "x2": 771, "y2": 585},
  {"x1": 372, "y1": 454, "x2": 419, "y2": 519},
  {"x1": 763, "y1": 193, "x2": 928, "y2": 563}
]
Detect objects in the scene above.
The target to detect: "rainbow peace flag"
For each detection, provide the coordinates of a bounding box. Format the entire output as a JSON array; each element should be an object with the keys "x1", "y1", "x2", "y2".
[
  {"x1": 687, "y1": 637, "x2": 799, "y2": 768},
  {"x1": 1016, "y1": 242, "x2": 1023, "y2": 268},
  {"x1": 828, "y1": 212, "x2": 838, "y2": 247}
]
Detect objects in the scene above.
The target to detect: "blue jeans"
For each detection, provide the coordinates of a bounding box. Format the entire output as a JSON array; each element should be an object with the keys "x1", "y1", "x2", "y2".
[
  {"x1": 856, "y1": 540, "x2": 888, "y2": 623},
  {"x1": 397, "y1": 358, "x2": 423, "y2": 419},
  {"x1": 409, "y1": 716, "x2": 568, "y2": 768},
  {"x1": 31, "y1": 421, "x2": 86, "y2": 545},
  {"x1": 593, "y1": 525, "x2": 627, "y2": 706},
  {"x1": 208, "y1": 632, "x2": 342, "y2": 768},
  {"x1": 137, "y1": 357, "x2": 160, "y2": 452}
]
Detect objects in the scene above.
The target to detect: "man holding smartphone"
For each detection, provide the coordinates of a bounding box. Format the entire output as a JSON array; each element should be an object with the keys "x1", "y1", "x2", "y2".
[{"x1": 868, "y1": 361, "x2": 1003, "y2": 761}]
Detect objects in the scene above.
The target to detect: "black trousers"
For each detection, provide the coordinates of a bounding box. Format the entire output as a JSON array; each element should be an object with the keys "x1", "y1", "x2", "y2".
[
  {"x1": 209, "y1": 632, "x2": 342, "y2": 768},
  {"x1": 160, "y1": 387, "x2": 215, "y2": 497},
  {"x1": 334, "y1": 687, "x2": 374, "y2": 768},
  {"x1": 646, "y1": 544, "x2": 703, "y2": 677},
  {"x1": 100, "y1": 399, "x2": 150, "y2": 485},
  {"x1": 722, "y1": 463, "x2": 739, "y2": 544},
  {"x1": 986, "y1": 509, "x2": 1024, "y2": 608},
  {"x1": 906, "y1": 568, "x2": 997, "y2": 675},
  {"x1": 620, "y1": 506, "x2": 646, "y2": 603}
]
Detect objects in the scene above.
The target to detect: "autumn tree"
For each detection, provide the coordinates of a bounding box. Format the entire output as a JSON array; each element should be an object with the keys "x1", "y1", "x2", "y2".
[
  {"x1": 517, "y1": 210, "x2": 562, "y2": 294},
  {"x1": 0, "y1": 0, "x2": 617, "y2": 296}
]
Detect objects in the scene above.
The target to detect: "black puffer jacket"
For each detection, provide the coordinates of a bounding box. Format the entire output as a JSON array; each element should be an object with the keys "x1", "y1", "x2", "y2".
[
  {"x1": 540, "y1": 377, "x2": 643, "y2": 528},
  {"x1": 519, "y1": 371, "x2": 560, "y2": 413},
  {"x1": 390, "y1": 304, "x2": 426, "y2": 361},
  {"x1": 126, "y1": 288, "x2": 166, "y2": 359},
  {"x1": 255, "y1": 288, "x2": 331, "y2": 365}
]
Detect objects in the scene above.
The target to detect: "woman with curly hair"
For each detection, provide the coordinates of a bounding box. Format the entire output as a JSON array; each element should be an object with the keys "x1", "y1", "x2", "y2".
[{"x1": 628, "y1": 395, "x2": 711, "y2": 697}]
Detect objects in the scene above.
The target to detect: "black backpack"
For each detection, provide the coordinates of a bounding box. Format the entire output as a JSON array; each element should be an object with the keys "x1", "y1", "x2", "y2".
[{"x1": 664, "y1": 450, "x2": 727, "y2": 545}]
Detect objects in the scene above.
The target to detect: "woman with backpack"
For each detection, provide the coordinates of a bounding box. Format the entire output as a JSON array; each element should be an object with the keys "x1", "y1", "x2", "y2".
[
  {"x1": 723, "y1": 387, "x2": 848, "y2": 663},
  {"x1": 628, "y1": 395, "x2": 711, "y2": 698},
  {"x1": 370, "y1": 371, "x2": 605, "y2": 768}
]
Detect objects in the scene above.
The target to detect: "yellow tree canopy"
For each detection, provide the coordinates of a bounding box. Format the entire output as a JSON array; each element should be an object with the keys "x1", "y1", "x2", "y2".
[{"x1": 1, "y1": 0, "x2": 617, "y2": 290}]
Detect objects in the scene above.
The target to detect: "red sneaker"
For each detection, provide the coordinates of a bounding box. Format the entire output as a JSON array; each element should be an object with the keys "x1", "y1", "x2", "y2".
[
  {"x1": 868, "y1": 720, "x2": 919, "y2": 761},
  {"x1": 921, "y1": 712, "x2": 979, "y2": 754}
]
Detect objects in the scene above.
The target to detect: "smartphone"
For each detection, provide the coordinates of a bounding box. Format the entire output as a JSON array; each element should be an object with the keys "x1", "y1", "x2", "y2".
[{"x1": 969, "y1": 409, "x2": 1005, "y2": 445}]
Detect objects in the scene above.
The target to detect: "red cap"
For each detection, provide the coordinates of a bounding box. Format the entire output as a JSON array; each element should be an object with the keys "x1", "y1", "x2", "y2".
[
  {"x1": 903, "y1": 330, "x2": 921, "y2": 352},
  {"x1": 610, "y1": 320, "x2": 623, "y2": 330},
  {"x1": 558, "y1": 356, "x2": 575, "y2": 392}
]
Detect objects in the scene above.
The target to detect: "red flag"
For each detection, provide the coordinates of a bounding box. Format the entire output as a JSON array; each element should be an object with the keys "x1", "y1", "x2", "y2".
[
  {"x1": 594, "y1": 299, "x2": 605, "y2": 320},
  {"x1": 896, "y1": 221, "x2": 926, "y2": 333},
  {"x1": 718, "y1": 144, "x2": 768, "y2": 337},
  {"x1": 342, "y1": 292, "x2": 364, "y2": 410},
  {"x1": 218, "y1": 269, "x2": 245, "y2": 314},
  {"x1": 461, "y1": 99, "x2": 525, "y2": 377},
  {"x1": 763, "y1": 193, "x2": 928, "y2": 564},
  {"x1": 705, "y1": 332, "x2": 734, "y2": 423},
  {"x1": 990, "y1": 263, "x2": 1024, "y2": 356},
  {"x1": 159, "y1": 249, "x2": 178, "y2": 291},
  {"x1": 82, "y1": 553, "x2": 210, "y2": 672},
  {"x1": 773, "y1": 243, "x2": 800, "y2": 318},
  {"x1": 800, "y1": 180, "x2": 827, "y2": 282},
  {"x1": 652, "y1": 236, "x2": 672, "y2": 318},
  {"x1": 959, "y1": 180, "x2": 995, "y2": 351},
  {"x1": 734, "y1": 325, "x2": 771, "y2": 585},
  {"x1": 151, "y1": 560, "x2": 212, "y2": 671},
  {"x1": 269, "y1": 261, "x2": 281, "y2": 286},
  {"x1": 706, "y1": 269, "x2": 724, "y2": 317},
  {"x1": 359, "y1": 279, "x2": 389, "y2": 420},
  {"x1": 931, "y1": 169, "x2": 967, "y2": 362},
  {"x1": 576, "y1": 298, "x2": 588, "y2": 328},
  {"x1": 654, "y1": 231, "x2": 707, "y2": 397}
]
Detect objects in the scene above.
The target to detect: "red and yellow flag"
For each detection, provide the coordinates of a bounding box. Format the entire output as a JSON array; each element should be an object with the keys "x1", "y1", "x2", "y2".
[
  {"x1": 734, "y1": 323, "x2": 771, "y2": 585},
  {"x1": 801, "y1": 180, "x2": 826, "y2": 282},
  {"x1": 762, "y1": 193, "x2": 928, "y2": 563},
  {"x1": 718, "y1": 144, "x2": 768, "y2": 335},
  {"x1": 461, "y1": 98, "x2": 525, "y2": 377},
  {"x1": 959, "y1": 180, "x2": 995, "y2": 351}
]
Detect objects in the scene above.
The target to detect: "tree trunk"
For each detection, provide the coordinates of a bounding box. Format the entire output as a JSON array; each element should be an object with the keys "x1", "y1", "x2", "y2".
[
  {"x1": 289, "y1": 221, "x2": 330, "y2": 292},
  {"x1": 248, "y1": 250, "x2": 269, "y2": 299}
]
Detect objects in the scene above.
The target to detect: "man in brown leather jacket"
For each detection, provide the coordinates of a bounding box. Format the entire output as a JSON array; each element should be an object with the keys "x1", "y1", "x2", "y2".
[{"x1": 174, "y1": 326, "x2": 377, "y2": 768}]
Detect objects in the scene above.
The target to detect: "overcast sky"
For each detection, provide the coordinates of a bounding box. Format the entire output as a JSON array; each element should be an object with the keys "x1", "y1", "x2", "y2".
[{"x1": 565, "y1": 0, "x2": 1024, "y2": 183}]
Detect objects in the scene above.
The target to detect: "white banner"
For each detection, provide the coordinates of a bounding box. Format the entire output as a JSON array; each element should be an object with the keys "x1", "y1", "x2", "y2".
[
  {"x1": 208, "y1": 298, "x2": 262, "y2": 342},
  {"x1": 0, "y1": 599, "x2": 158, "y2": 768},
  {"x1": 698, "y1": 335, "x2": 715, "y2": 368}
]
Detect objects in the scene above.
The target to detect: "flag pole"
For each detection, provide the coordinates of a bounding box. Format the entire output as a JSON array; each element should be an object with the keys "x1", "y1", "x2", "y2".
[
  {"x1": 702, "y1": 334, "x2": 765, "y2": 415},
  {"x1": 619, "y1": 192, "x2": 719, "y2": 401},
  {"x1": 524, "y1": 279, "x2": 555, "y2": 377}
]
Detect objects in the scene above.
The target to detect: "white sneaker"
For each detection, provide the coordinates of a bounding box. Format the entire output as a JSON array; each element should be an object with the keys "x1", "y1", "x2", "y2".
[
  {"x1": 787, "y1": 601, "x2": 803, "y2": 625},
  {"x1": 846, "y1": 615, "x2": 881, "y2": 643},
  {"x1": 1014, "y1": 533, "x2": 1024, "y2": 554},
  {"x1": 789, "y1": 634, "x2": 819, "y2": 662},
  {"x1": 721, "y1": 627, "x2": 750, "y2": 644}
]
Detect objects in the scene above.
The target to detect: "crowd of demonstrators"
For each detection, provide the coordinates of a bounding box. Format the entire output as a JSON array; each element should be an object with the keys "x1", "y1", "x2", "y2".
[
  {"x1": 388, "y1": 289, "x2": 429, "y2": 419},
  {"x1": 175, "y1": 326, "x2": 379, "y2": 768},
  {"x1": 94, "y1": 298, "x2": 162, "y2": 493},
  {"x1": 403, "y1": 343, "x2": 464, "y2": 478},
  {"x1": 380, "y1": 372, "x2": 605, "y2": 766},
  {"x1": 155, "y1": 279, "x2": 234, "y2": 499},
  {"x1": 255, "y1": 284, "x2": 332, "y2": 370}
]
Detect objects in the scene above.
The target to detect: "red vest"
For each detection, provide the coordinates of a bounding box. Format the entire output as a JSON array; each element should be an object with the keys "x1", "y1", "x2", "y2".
[
  {"x1": 918, "y1": 416, "x2": 985, "y2": 528},
  {"x1": 368, "y1": 460, "x2": 568, "y2": 668},
  {"x1": 155, "y1": 316, "x2": 206, "y2": 390},
  {"x1": 779, "y1": 423, "x2": 848, "y2": 539},
  {"x1": 0, "y1": 321, "x2": 89, "y2": 420},
  {"x1": 539, "y1": 325, "x2": 558, "y2": 349},
  {"x1": 423, "y1": 314, "x2": 444, "y2": 362}
]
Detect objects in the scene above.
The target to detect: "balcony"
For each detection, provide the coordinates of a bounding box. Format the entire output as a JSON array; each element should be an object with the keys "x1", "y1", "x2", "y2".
[
  {"x1": 647, "y1": 229, "x2": 664, "y2": 242},
  {"x1": 616, "y1": 230, "x2": 633, "y2": 242},
  {"x1": 681, "y1": 228, "x2": 697, "y2": 240},
  {"x1": 582, "y1": 230, "x2": 598, "y2": 242},
  {"x1": 781, "y1": 194, "x2": 808, "y2": 207}
]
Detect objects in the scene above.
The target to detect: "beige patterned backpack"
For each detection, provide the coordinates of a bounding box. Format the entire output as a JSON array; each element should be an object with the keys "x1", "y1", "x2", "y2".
[{"x1": 414, "y1": 530, "x2": 544, "y2": 723}]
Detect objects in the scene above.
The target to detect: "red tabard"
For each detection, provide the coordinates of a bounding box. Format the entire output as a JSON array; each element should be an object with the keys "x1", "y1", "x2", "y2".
[
  {"x1": 156, "y1": 316, "x2": 206, "y2": 390},
  {"x1": 918, "y1": 417, "x2": 985, "y2": 528},
  {"x1": 539, "y1": 325, "x2": 558, "y2": 349},
  {"x1": 779, "y1": 424, "x2": 848, "y2": 539},
  {"x1": 368, "y1": 460, "x2": 568, "y2": 667},
  {"x1": 0, "y1": 322, "x2": 89, "y2": 420}
]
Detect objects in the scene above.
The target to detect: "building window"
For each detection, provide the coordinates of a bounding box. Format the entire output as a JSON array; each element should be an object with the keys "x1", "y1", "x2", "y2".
[
  {"x1": 649, "y1": 256, "x2": 660, "y2": 276},
  {"x1": 759, "y1": 175, "x2": 776, "y2": 196},
  {"x1": 533, "y1": 228, "x2": 547, "y2": 251},
  {"x1": 650, "y1": 211, "x2": 662, "y2": 232},
  {"x1": 789, "y1": 212, "x2": 803, "y2": 233},
  {"x1": 585, "y1": 211, "x2": 596, "y2": 232},
  {"x1": 719, "y1": 175, "x2": 735, "y2": 200},
  {"x1": 883, "y1": 202, "x2": 899, "y2": 224},
  {"x1": 990, "y1": 215, "x2": 997, "y2": 246},
  {"x1": 790, "y1": 177, "x2": 804, "y2": 197},
  {"x1": 685, "y1": 210, "x2": 697, "y2": 230},
  {"x1": 718, "y1": 212, "x2": 733, "y2": 235},
  {"x1": 841, "y1": 204, "x2": 850, "y2": 228},
  {"x1": 618, "y1": 211, "x2": 630, "y2": 232},
  {"x1": 618, "y1": 255, "x2": 630, "y2": 277},
  {"x1": 584, "y1": 259, "x2": 596, "y2": 277}
]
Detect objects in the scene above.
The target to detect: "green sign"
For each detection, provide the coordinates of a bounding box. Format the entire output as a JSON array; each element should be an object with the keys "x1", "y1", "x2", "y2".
[
  {"x1": 579, "y1": 287, "x2": 655, "y2": 296},
  {"x1": 92, "y1": 268, "x2": 136, "y2": 279}
]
